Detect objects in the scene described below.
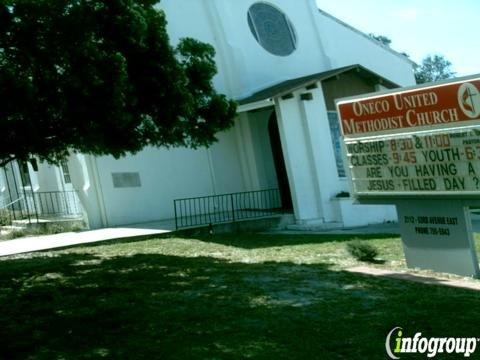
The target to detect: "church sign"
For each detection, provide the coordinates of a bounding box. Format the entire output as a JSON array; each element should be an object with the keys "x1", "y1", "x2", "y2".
[
  {"x1": 337, "y1": 76, "x2": 480, "y2": 198},
  {"x1": 336, "y1": 75, "x2": 480, "y2": 277}
]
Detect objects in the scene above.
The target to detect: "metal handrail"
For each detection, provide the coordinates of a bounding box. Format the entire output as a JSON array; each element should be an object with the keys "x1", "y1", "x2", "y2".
[
  {"x1": 0, "y1": 196, "x2": 24, "y2": 210},
  {"x1": 174, "y1": 188, "x2": 280, "y2": 202},
  {"x1": 173, "y1": 188, "x2": 283, "y2": 230},
  {"x1": 34, "y1": 190, "x2": 82, "y2": 217},
  {"x1": 0, "y1": 190, "x2": 82, "y2": 224}
]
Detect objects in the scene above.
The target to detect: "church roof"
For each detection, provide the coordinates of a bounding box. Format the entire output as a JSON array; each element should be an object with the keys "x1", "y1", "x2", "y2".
[
  {"x1": 238, "y1": 64, "x2": 399, "y2": 105},
  {"x1": 317, "y1": 9, "x2": 417, "y2": 67}
]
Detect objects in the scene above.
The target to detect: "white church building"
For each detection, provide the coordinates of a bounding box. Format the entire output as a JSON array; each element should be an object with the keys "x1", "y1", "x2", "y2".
[{"x1": 0, "y1": 0, "x2": 416, "y2": 230}]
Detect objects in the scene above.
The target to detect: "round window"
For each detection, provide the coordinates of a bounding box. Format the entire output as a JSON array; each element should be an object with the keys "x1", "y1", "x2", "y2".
[{"x1": 247, "y1": 2, "x2": 297, "y2": 56}]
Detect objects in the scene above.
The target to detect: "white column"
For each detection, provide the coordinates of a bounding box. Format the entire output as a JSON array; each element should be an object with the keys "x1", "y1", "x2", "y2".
[
  {"x1": 299, "y1": 85, "x2": 341, "y2": 222},
  {"x1": 275, "y1": 95, "x2": 322, "y2": 223},
  {"x1": 69, "y1": 154, "x2": 107, "y2": 229},
  {"x1": 274, "y1": 84, "x2": 341, "y2": 225}
]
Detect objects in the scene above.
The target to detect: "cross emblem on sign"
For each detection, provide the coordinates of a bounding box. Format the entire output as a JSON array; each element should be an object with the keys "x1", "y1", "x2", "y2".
[
  {"x1": 458, "y1": 82, "x2": 480, "y2": 118},
  {"x1": 462, "y1": 86, "x2": 477, "y2": 113}
]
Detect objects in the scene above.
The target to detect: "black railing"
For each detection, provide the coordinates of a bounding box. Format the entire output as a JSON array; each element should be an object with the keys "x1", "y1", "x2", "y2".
[
  {"x1": 34, "y1": 190, "x2": 83, "y2": 217},
  {"x1": 0, "y1": 190, "x2": 83, "y2": 224},
  {"x1": 174, "y1": 189, "x2": 282, "y2": 230},
  {"x1": 1, "y1": 161, "x2": 84, "y2": 225}
]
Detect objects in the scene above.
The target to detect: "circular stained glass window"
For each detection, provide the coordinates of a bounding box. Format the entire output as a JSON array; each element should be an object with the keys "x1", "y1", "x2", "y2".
[{"x1": 247, "y1": 2, "x2": 297, "y2": 56}]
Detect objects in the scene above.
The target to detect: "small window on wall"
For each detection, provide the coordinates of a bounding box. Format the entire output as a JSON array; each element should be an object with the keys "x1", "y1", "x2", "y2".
[
  {"x1": 327, "y1": 112, "x2": 346, "y2": 178},
  {"x1": 247, "y1": 2, "x2": 297, "y2": 56},
  {"x1": 61, "y1": 161, "x2": 71, "y2": 184}
]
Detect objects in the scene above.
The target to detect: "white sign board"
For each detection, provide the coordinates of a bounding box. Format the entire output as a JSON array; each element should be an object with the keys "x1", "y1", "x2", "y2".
[
  {"x1": 397, "y1": 199, "x2": 479, "y2": 277},
  {"x1": 337, "y1": 75, "x2": 480, "y2": 199},
  {"x1": 336, "y1": 75, "x2": 480, "y2": 277},
  {"x1": 345, "y1": 127, "x2": 480, "y2": 197}
]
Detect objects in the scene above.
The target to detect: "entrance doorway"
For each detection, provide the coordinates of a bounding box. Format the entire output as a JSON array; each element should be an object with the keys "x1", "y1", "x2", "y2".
[{"x1": 268, "y1": 112, "x2": 293, "y2": 210}]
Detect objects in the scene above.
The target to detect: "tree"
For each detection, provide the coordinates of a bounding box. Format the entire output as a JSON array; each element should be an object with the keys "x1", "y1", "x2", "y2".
[
  {"x1": 0, "y1": 0, "x2": 237, "y2": 167},
  {"x1": 368, "y1": 33, "x2": 392, "y2": 47},
  {"x1": 368, "y1": 33, "x2": 455, "y2": 83},
  {"x1": 369, "y1": 33, "x2": 412, "y2": 59},
  {"x1": 414, "y1": 54, "x2": 456, "y2": 84}
]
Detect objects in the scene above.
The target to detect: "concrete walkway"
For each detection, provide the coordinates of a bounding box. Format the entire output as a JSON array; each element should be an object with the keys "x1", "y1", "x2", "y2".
[
  {"x1": 2, "y1": 215, "x2": 480, "y2": 258},
  {"x1": 0, "y1": 221, "x2": 174, "y2": 257},
  {"x1": 347, "y1": 266, "x2": 480, "y2": 291},
  {"x1": 267, "y1": 222, "x2": 401, "y2": 235},
  {"x1": 268, "y1": 217, "x2": 480, "y2": 235}
]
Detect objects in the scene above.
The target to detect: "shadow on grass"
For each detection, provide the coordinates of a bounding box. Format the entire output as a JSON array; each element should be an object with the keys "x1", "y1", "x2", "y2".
[
  {"x1": 23, "y1": 230, "x2": 399, "y2": 255},
  {"x1": 191, "y1": 232, "x2": 399, "y2": 249},
  {"x1": 361, "y1": 259, "x2": 386, "y2": 265},
  {"x1": 0, "y1": 250, "x2": 478, "y2": 360}
]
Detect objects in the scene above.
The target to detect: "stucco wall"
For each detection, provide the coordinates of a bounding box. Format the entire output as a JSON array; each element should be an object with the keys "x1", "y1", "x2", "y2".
[
  {"x1": 92, "y1": 147, "x2": 214, "y2": 226},
  {"x1": 77, "y1": 110, "x2": 280, "y2": 226},
  {"x1": 159, "y1": 0, "x2": 415, "y2": 99},
  {"x1": 160, "y1": 0, "x2": 330, "y2": 98},
  {"x1": 208, "y1": 127, "x2": 248, "y2": 195},
  {"x1": 34, "y1": 163, "x2": 64, "y2": 192}
]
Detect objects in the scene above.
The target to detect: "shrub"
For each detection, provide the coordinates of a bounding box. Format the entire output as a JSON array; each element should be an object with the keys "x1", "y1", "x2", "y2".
[
  {"x1": 46, "y1": 224, "x2": 65, "y2": 234},
  {"x1": 0, "y1": 210, "x2": 11, "y2": 226},
  {"x1": 4, "y1": 229, "x2": 27, "y2": 240},
  {"x1": 346, "y1": 240, "x2": 379, "y2": 262},
  {"x1": 70, "y1": 223, "x2": 86, "y2": 232},
  {"x1": 335, "y1": 191, "x2": 350, "y2": 198}
]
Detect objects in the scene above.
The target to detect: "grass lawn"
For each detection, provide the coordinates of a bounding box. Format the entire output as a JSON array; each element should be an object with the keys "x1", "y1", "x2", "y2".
[{"x1": 1, "y1": 232, "x2": 480, "y2": 359}]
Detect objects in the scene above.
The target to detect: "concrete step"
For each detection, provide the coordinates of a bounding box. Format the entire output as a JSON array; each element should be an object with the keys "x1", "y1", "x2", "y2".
[
  {"x1": 0, "y1": 225, "x2": 27, "y2": 236},
  {"x1": 9, "y1": 218, "x2": 86, "y2": 233},
  {"x1": 1, "y1": 225, "x2": 27, "y2": 231},
  {"x1": 270, "y1": 213, "x2": 295, "y2": 230},
  {"x1": 286, "y1": 221, "x2": 344, "y2": 231},
  {"x1": 12, "y1": 219, "x2": 38, "y2": 226}
]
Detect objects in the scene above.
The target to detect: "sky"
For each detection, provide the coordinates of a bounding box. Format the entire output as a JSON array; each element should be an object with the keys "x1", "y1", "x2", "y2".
[{"x1": 315, "y1": 0, "x2": 480, "y2": 77}]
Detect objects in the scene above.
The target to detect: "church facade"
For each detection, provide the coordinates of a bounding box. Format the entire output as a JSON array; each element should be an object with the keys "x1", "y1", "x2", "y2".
[{"x1": 0, "y1": 0, "x2": 416, "y2": 229}]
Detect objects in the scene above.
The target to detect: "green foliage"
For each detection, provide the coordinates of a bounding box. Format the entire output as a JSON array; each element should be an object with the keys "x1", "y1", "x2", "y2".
[
  {"x1": 2, "y1": 229, "x2": 27, "y2": 240},
  {"x1": 369, "y1": 33, "x2": 392, "y2": 47},
  {"x1": 415, "y1": 54, "x2": 455, "y2": 84},
  {"x1": 0, "y1": 209, "x2": 11, "y2": 226},
  {"x1": 346, "y1": 239, "x2": 379, "y2": 262},
  {"x1": 335, "y1": 191, "x2": 350, "y2": 198},
  {"x1": 46, "y1": 224, "x2": 65, "y2": 235},
  {"x1": 0, "y1": 221, "x2": 86, "y2": 240},
  {"x1": 70, "y1": 222, "x2": 86, "y2": 232},
  {"x1": 0, "y1": 0, "x2": 237, "y2": 166}
]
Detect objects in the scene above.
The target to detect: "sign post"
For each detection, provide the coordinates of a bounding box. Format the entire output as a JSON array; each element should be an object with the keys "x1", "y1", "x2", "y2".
[{"x1": 336, "y1": 75, "x2": 480, "y2": 277}]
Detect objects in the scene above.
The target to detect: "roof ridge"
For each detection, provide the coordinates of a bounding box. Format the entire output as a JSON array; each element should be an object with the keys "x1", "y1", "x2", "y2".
[{"x1": 317, "y1": 8, "x2": 416, "y2": 66}]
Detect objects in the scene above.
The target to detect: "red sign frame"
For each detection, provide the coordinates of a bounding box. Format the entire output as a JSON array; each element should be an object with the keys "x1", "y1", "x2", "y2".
[{"x1": 337, "y1": 77, "x2": 480, "y2": 137}]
